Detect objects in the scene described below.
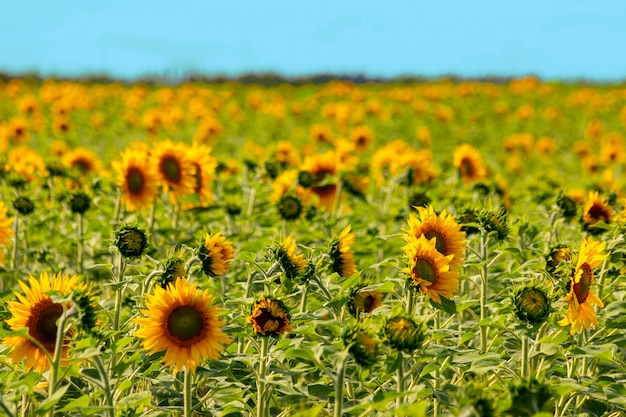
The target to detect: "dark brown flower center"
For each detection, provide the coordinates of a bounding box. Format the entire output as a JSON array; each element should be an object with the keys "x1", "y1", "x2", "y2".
[
  {"x1": 460, "y1": 158, "x2": 474, "y2": 177},
  {"x1": 168, "y1": 306, "x2": 205, "y2": 343},
  {"x1": 574, "y1": 265, "x2": 592, "y2": 304},
  {"x1": 413, "y1": 258, "x2": 437, "y2": 284},
  {"x1": 588, "y1": 203, "x2": 610, "y2": 223},
  {"x1": 127, "y1": 167, "x2": 145, "y2": 194},
  {"x1": 29, "y1": 300, "x2": 64, "y2": 351},
  {"x1": 424, "y1": 230, "x2": 447, "y2": 254}
]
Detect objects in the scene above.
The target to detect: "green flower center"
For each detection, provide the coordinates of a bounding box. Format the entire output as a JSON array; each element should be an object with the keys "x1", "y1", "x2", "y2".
[
  {"x1": 127, "y1": 168, "x2": 145, "y2": 194},
  {"x1": 161, "y1": 156, "x2": 181, "y2": 182},
  {"x1": 168, "y1": 306, "x2": 204, "y2": 342},
  {"x1": 413, "y1": 258, "x2": 437, "y2": 284}
]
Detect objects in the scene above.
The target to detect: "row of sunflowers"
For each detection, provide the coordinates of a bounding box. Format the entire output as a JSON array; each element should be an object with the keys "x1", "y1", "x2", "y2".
[{"x1": 0, "y1": 76, "x2": 626, "y2": 416}]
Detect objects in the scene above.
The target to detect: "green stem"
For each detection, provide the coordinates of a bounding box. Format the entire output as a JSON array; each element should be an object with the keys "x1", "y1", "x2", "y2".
[
  {"x1": 396, "y1": 353, "x2": 405, "y2": 408},
  {"x1": 112, "y1": 252, "x2": 126, "y2": 334},
  {"x1": 0, "y1": 398, "x2": 16, "y2": 417},
  {"x1": 77, "y1": 213, "x2": 84, "y2": 274},
  {"x1": 333, "y1": 353, "x2": 348, "y2": 417},
  {"x1": 10, "y1": 212, "x2": 19, "y2": 272},
  {"x1": 184, "y1": 368, "x2": 193, "y2": 417},
  {"x1": 521, "y1": 334, "x2": 529, "y2": 380},
  {"x1": 112, "y1": 191, "x2": 121, "y2": 227},
  {"x1": 257, "y1": 337, "x2": 269, "y2": 417},
  {"x1": 299, "y1": 286, "x2": 308, "y2": 312},
  {"x1": 91, "y1": 356, "x2": 115, "y2": 417},
  {"x1": 147, "y1": 197, "x2": 157, "y2": 235},
  {"x1": 479, "y1": 232, "x2": 489, "y2": 352},
  {"x1": 48, "y1": 307, "x2": 71, "y2": 417},
  {"x1": 172, "y1": 204, "x2": 180, "y2": 230},
  {"x1": 406, "y1": 289, "x2": 415, "y2": 315}
]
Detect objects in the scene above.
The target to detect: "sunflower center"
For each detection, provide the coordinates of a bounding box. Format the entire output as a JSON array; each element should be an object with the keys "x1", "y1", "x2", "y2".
[
  {"x1": 413, "y1": 258, "x2": 437, "y2": 284},
  {"x1": 424, "y1": 230, "x2": 446, "y2": 254},
  {"x1": 161, "y1": 156, "x2": 181, "y2": 182},
  {"x1": 588, "y1": 203, "x2": 610, "y2": 223},
  {"x1": 30, "y1": 301, "x2": 64, "y2": 349},
  {"x1": 573, "y1": 265, "x2": 592, "y2": 304},
  {"x1": 127, "y1": 167, "x2": 145, "y2": 194},
  {"x1": 460, "y1": 158, "x2": 474, "y2": 177},
  {"x1": 168, "y1": 306, "x2": 205, "y2": 342},
  {"x1": 73, "y1": 158, "x2": 91, "y2": 174}
]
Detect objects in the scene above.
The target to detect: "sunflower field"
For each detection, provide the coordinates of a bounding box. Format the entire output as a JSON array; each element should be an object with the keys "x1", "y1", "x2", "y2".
[{"x1": 1, "y1": 76, "x2": 626, "y2": 417}]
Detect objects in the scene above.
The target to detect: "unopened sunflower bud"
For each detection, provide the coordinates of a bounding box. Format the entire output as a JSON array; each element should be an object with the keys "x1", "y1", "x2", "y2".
[
  {"x1": 343, "y1": 327, "x2": 379, "y2": 368},
  {"x1": 69, "y1": 191, "x2": 91, "y2": 214},
  {"x1": 277, "y1": 194, "x2": 303, "y2": 221},
  {"x1": 13, "y1": 196, "x2": 34, "y2": 215},
  {"x1": 115, "y1": 225, "x2": 148, "y2": 258},
  {"x1": 383, "y1": 316, "x2": 425, "y2": 352},
  {"x1": 514, "y1": 287, "x2": 551, "y2": 325}
]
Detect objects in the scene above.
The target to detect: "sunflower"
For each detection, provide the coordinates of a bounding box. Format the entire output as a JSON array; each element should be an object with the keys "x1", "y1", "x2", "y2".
[
  {"x1": 348, "y1": 286, "x2": 383, "y2": 317},
  {"x1": 581, "y1": 191, "x2": 612, "y2": 230},
  {"x1": 0, "y1": 201, "x2": 14, "y2": 264},
  {"x1": 5, "y1": 146, "x2": 47, "y2": 181},
  {"x1": 134, "y1": 278, "x2": 230, "y2": 373},
  {"x1": 112, "y1": 148, "x2": 160, "y2": 212},
  {"x1": 329, "y1": 226, "x2": 357, "y2": 277},
  {"x1": 349, "y1": 125, "x2": 373, "y2": 152},
  {"x1": 273, "y1": 236, "x2": 307, "y2": 280},
  {"x1": 199, "y1": 232, "x2": 235, "y2": 276},
  {"x1": 403, "y1": 234, "x2": 459, "y2": 304},
  {"x1": 405, "y1": 205, "x2": 466, "y2": 268},
  {"x1": 62, "y1": 147, "x2": 102, "y2": 175},
  {"x1": 453, "y1": 144, "x2": 487, "y2": 186},
  {"x1": 247, "y1": 297, "x2": 292, "y2": 336},
  {"x1": 186, "y1": 143, "x2": 217, "y2": 206},
  {"x1": 152, "y1": 140, "x2": 195, "y2": 204},
  {"x1": 3, "y1": 272, "x2": 80, "y2": 372},
  {"x1": 558, "y1": 238, "x2": 606, "y2": 334},
  {"x1": 302, "y1": 152, "x2": 338, "y2": 210}
]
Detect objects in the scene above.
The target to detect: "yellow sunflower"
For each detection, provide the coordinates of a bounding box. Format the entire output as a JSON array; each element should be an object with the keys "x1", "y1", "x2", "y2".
[
  {"x1": 403, "y1": 234, "x2": 459, "y2": 304},
  {"x1": 453, "y1": 144, "x2": 487, "y2": 186},
  {"x1": 405, "y1": 205, "x2": 466, "y2": 268},
  {"x1": 3, "y1": 272, "x2": 80, "y2": 372},
  {"x1": 349, "y1": 125, "x2": 373, "y2": 152},
  {"x1": 112, "y1": 148, "x2": 160, "y2": 212},
  {"x1": 5, "y1": 146, "x2": 47, "y2": 181},
  {"x1": 247, "y1": 297, "x2": 292, "y2": 336},
  {"x1": 62, "y1": 147, "x2": 102, "y2": 175},
  {"x1": 302, "y1": 152, "x2": 338, "y2": 210},
  {"x1": 134, "y1": 278, "x2": 230, "y2": 373},
  {"x1": 186, "y1": 143, "x2": 217, "y2": 206},
  {"x1": 0, "y1": 201, "x2": 14, "y2": 264},
  {"x1": 152, "y1": 140, "x2": 195, "y2": 204},
  {"x1": 329, "y1": 226, "x2": 357, "y2": 277},
  {"x1": 199, "y1": 232, "x2": 235, "y2": 276},
  {"x1": 558, "y1": 238, "x2": 606, "y2": 335},
  {"x1": 274, "y1": 236, "x2": 307, "y2": 280},
  {"x1": 582, "y1": 191, "x2": 612, "y2": 229}
]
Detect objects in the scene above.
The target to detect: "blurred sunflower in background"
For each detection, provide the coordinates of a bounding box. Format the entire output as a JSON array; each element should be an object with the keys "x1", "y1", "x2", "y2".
[
  {"x1": 134, "y1": 278, "x2": 230, "y2": 373},
  {"x1": 112, "y1": 148, "x2": 160, "y2": 212},
  {"x1": 558, "y1": 238, "x2": 606, "y2": 334},
  {"x1": 453, "y1": 144, "x2": 487, "y2": 186},
  {"x1": 3, "y1": 272, "x2": 80, "y2": 372},
  {"x1": 581, "y1": 191, "x2": 612, "y2": 231},
  {"x1": 199, "y1": 232, "x2": 235, "y2": 276},
  {"x1": 62, "y1": 146, "x2": 103, "y2": 176},
  {"x1": 152, "y1": 140, "x2": 195, "y2": 204}
]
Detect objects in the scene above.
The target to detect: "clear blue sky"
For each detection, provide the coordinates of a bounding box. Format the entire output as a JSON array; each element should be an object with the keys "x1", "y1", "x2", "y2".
[{"x1": 1, "y1": 0, "x2": 626, "y2": 81}]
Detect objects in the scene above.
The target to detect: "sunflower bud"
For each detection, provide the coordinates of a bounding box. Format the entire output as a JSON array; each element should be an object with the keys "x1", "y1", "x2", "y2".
[
  {"x1": 277, "y1": 194, "x2": 303, "y2": 221},
  {"x1": 506, "y1": 379, "x2": 554, "y2": 416},
  {"x1": 383, "y1": 316, "x2": 425, "y2": 352},
  {"x1": 545, "y1": 244, "x2": 572, "y2": 279},
  {"x1": 514, "y1": 287, "x2": 551, "y2": 325},
  {"x1": 247, "y1": 297, "x2": 292, "y2": 336},
  {"x1": 115, "y1": 225, "x2": 149, "y2": 258},
  {"x1": 408, "y1": 191, "x2": 431, "y2": 211},
  {"x1": 556, "y1": 191, "x2": 577, "y2": 220},
  {"x1": 297, "y1": 170, "x2": 314, "y2": 188},
  {"x1": 13, "y1": 196, "x2": 34, "y2": 215},
  {"x1": 478, "y1": 207, "x2": 509, "y2": 241},
  {"x1": 158, "y1": 257, "x2": 186, "y2": 289},
  {"x1": 69, "y1": 191, "x2": 91, "y2": 214},
  {"x1": 343, "y1": 327, "x2": 379, "y2": 368}
]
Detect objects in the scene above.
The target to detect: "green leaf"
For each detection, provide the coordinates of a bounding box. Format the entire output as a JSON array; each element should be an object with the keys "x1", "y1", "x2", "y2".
[
  {"x1": 429, "y1": 296, "x2": 457, "y2": 314},
  {"x1": 58, "y1": 394, "x2": 90, "y2": 412},
  {"x1": 118, "y1": 391, "x2": 152, "y2": 409},
  {"x1": 394, "y1": 400, "x2": 428, "y2": 416},
  {"x1": 35, "y1": 385, "x2": 69, "y2": 413},
  {"x1": 307, "y1": 384, "x2": 334, "y2": 397}
]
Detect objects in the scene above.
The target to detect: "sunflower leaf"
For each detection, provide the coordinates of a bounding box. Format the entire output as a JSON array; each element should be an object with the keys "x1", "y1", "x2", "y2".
[{"x1": 429, "y1": 296, "x2": 457, "y2": 314}]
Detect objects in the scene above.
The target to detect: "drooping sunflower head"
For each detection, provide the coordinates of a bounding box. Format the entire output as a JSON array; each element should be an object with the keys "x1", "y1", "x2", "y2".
[
  {"x1": 477, "y1": 207, "x2": 510, "y2": 241},
  {"x1": 348, "y1": 286, "x2": 383, "y2": 317},
  {"x1": 383, "y1": 316, "x2": 426, "y2": 352},
  {"x1": 402, "y1": 234, "x2": 459, "y2": 304},
  {"x1": 134, "y1": 278, "x2": 231, "y2": 373},
  {"x1": 158, "y1": 256, "x2": 187, "y2": 289},
  {"x1": 247, "y1": 297, "x2": 293, "y2": 336},
  {"x1": 329, "y1": 226, "x2": 357, "y2": 277},
  {"x1": 452, "y1": 144, "x2": 487, "y2": 186},
  {"x1": 545, "y1": 244, "x2": 573, "y2": 279},
  {"x1": 199, "y1": 232, "x2": 235, "y2": 277},
  {"x1": 270, "y1": 236, "x2": 307, "y2": 281},
  {"x1": 343, "y1": 327, "x2": 379, "y2": 368},
  {"x1": 404, "y1": 205, "x2": 467, "y2": 268},
  {"x1": 514, "y1": 287, "x2": 551, "y2": 326},
  {"x1": 558, "y1": 238, "x2": 606, "y2": 334},
  {"x1": 152, "y1": 140, "x2": 196, "y2": 204},
  {"x1": 3, "y1": 272, "x2": 80, "y2": 372},
  {"x1": 112, "y1": 147, "x2": 160, "y2": 212},
  {"x1": 581, "y1": 191, "x2": 612, "y2": 233},
  {"x1": 115, "y1": 225, "x2": 149, "y2": 258}
]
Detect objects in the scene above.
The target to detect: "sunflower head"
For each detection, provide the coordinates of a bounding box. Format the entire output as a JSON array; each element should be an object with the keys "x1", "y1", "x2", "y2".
[
  {"x1": 408, "y1": 191, "x2": 431, "y2": 211},
  {"x1": 13, "y1": 196, "x2": 35, "y2": 216},
  {"x1": 270, "y1": 236, "x2": 307, "y2": 281},
  {"x1": 556, "y1": 191, "x2": 578, "y2": 220},
  {"x1": 383, "y1": 316, "x2": 425, "y2": 352},
  {"x1": 198, "y1": 232, "x2": 235, "y2": 276},
  {"x1": 247, "y1": 297, "x2": 292, "y2": 336},
  {"x1": 277, "y1": 194, "x2": 303, "y2": 221},
  {"x1": 581, "y1": 191, "x2": 612, "y2": 234},
  {"x1": 514, "y1": 287, "x2": 551, "y2": 326},
  {"x1": 477, "y1": 207, "x2": 510, "y2": 241},
  {"x1": 134, "y1": 278, "x2": 230, "y2": 373},
  {"x1": 158, "y1": 257, "x2": 187, "y2": 289},
  {"x1": 545, "y1": 244, "x2": 573, "y2": 279},
  {"x1": 69, "y1": 191, "x2": 91, "y2": 214},
  {"x1": 348, "y1": 286, "x2": 383, "y2": 317},
  {"x1": 297, "y1": 170, "x2": 314, "y2": 188},
  {"x1": 115, "y1": 225, "x2": 149, "y2": 258},
  {"x1": 329, "y1": 226, "x2": 357, "y2": 277},
  {"x1": 343, "y1": 327, "x2": 380, "y2": 368}
]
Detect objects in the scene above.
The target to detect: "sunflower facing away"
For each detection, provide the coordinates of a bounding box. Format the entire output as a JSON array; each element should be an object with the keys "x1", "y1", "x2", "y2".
[
  {"x1": 199, "y1": 232, "x2": 235, "y2": 276},
  {"x1": 403, "y1": 234, "x2": 459, "y2": 304},
  {"x1": 453, "y1": 144, "x2": 487, "y2": 186},
  {"x1": 558, "y1": 238, "x2": 606, "y2": 335},
  {"x1": 274, "y1": 235, "x2": 307, "y2": 280},
  {"x1": 134, "y1": 278, "x2": 230, "y2": 373},
  {"x1": 3, "y1": 272, "x2": 80, "y2": 372},
  {"x1": 405, "y1": 205, "x2": 467, "y2": 268},
  {"x1": 247, "y1": 297, "x2": 293, "y2": 336},
  {"x1": 112, "y1": 148, "x2": 160, "y2": 212},
  {"x1": 152, "y1": 140, "x2": 195, "y2": 204},
  {"x1": 329, "y1": 225, "x2": 357, "y2": 277}
]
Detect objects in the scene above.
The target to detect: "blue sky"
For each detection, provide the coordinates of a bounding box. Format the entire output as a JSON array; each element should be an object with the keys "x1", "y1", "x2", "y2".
[{"x1": 1, "y1": 0, "x2": 626, "y2": 81}]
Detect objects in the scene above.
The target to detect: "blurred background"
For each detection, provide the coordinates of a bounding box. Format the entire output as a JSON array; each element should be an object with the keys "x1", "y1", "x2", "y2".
[{"x1": 1, "y1": 0, "x2": 625, "y2": 82}]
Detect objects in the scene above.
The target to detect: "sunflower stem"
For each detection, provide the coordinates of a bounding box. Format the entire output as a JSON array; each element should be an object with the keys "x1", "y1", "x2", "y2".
[
  {"x1": 77, "y1": 212, "x2": 84, "y2": 274},
  {"x1": 48, "y1": 306, "x2": 71, "y2": 417},
  {"x1": 184, "y1": 368, "x2": 193, "y2": 417},
  {"x1": 299, "y1": 285, "x2": 308, "y2": 312},
  {"x1": 521, "y1": 334, "x2": 529, "y2": 380},
  {"x1": 333, "y1": 352, "x2": 348, "y2": 417},
  {"x1": 172, "y1": 203, "x2": 180, "y2": 230},
  {"x1": 596, "y1": 251, "x2": 610, "y2": 302},
  {"x1": 112, "y1": 190, "x2": 121, "y2": 227},
  {"x1": 257, "y1": 336, "x2": 269, "y2": 417},
  {"x1": 479, "y1": 232, "x2": 489, "y2": 352},
  {"x1": 113, "y1": 252, "x2": 126, "y2": 334},
  {"x1": 406, "y1": 288, "x2": 415, "y2": 315},
  {"x1": 396, "y1": 353, "x2": 405, "y2": 408},
  {"x1": 1, "y1": 398, "x2": 15, "y2": 417},
  {"x1": 91, "y1": 355, "x2": 115, "y2": 417}
]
